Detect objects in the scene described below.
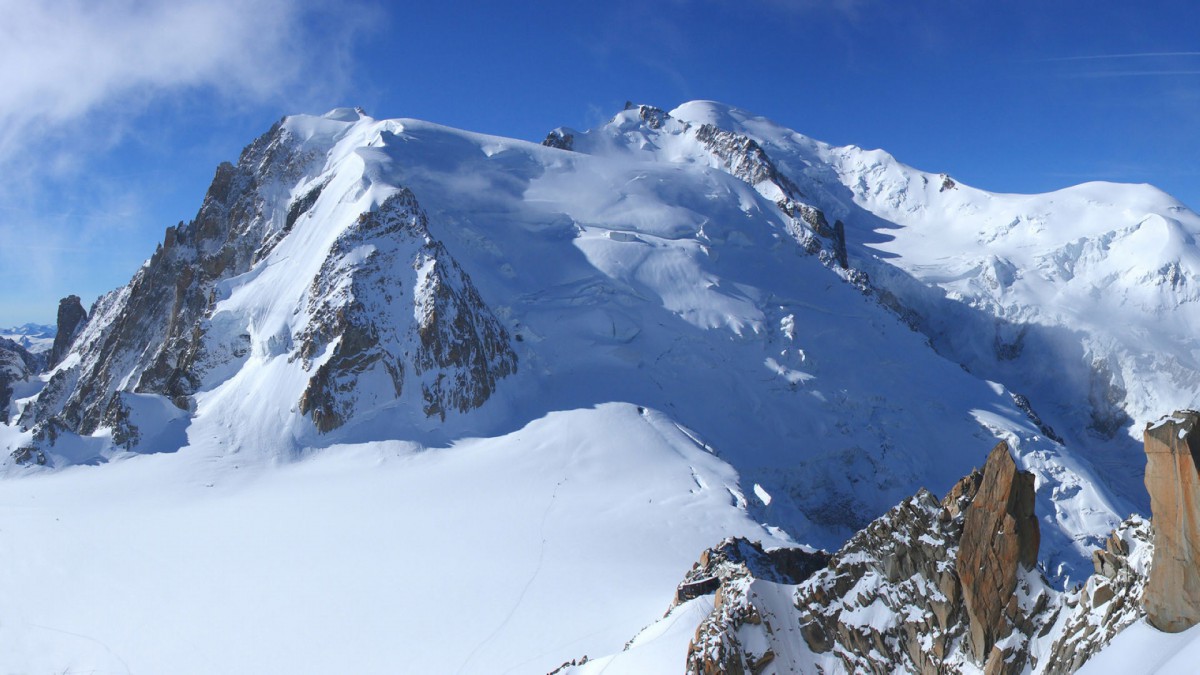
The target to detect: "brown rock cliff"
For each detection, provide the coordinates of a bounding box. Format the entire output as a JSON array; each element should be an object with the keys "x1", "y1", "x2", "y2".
[
  {"x1": 955, "y1": 441, "x2": 1040, "y2": 667},
  {"x1": 1143, "y1": 410, "x2": 1200, "y2": 632}
]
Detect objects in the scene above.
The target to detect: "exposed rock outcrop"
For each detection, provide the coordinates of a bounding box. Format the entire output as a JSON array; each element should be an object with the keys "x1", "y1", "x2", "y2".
[
  {"x1": 679, "y1": 538, "x2": 828, "y2": 675},
  {"x1": 47, "y1": 295, "x2": 87, "y2": 368},
  {"x1": 566, "y1": 440, "x2": 1153, "y2": 674},
  {"x1": 1143, "y1": 410, "x2": 1200, "y2": 632},
  {"x1": 1041, "y1": 516, "x2": 1151, "y2": 674},
  {"x1": 578, "y1": 442, "x2": 1056, "y2": 674},
  {"x1": 797, "y1": 488, "x2": 981, "y2": 674},
  {"x1": 793, "y1": 441, "x2": 1046, "y2": 674},
  {"x1": 956, "y1": 442, "x2": 1040, "y2": 665},
  {"x1": 296, "y1": 189, "x2": 516, "y2": 432},
  {"x1": 542, "y1": 128, "x2": 574, "y2": 151},
  {"x1": 0, "y1": 337, "x2": 37, "y2": 424}
]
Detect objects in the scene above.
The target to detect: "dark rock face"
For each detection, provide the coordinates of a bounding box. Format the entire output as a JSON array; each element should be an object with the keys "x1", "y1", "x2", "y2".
[
  {"x1": 297, "y1": 189, "x2": 516, "y2": 432},
  {"x1": 48, "y1": 295, "x2": 87, "y2": 368},
  {"x1": 541, "y1": 129, "x2": 574, "y2": 151},
  {"x1": 633, "y1": 104, "x2": 669, "y2": 129},
  {"x1": 101, "y1": 392, "x2": 140, "y2": 450},
  {"x1": 956, "y1": 442, "x2": 1040, "y2": 664},
  {"x1": 691, "y1": 122, "x2": 849, "y2": 268},
  {"x1": 1011, "y1": 393, "x2": 1064, "y2": 444},
  {"x1": 1142, "y1": 411, "x2": 1200, "y2": 632},
  {"x1": 694, "y1": 123, "x2": 796, "y2": 192},
  {"x1": 0, "y1": 337, "x2": 37, "y2": 424}
]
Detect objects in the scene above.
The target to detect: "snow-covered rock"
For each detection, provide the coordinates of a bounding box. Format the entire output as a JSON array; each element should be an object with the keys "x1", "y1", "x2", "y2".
[
  {"x1": 0, "y1": 337, "x2": 38, "y2": 424},
  {"x1": 578, "y1": 447, "x2": 1151, "y2": 674}
]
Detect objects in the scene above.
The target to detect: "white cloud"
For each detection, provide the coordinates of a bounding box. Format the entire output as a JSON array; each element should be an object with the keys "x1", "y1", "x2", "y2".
[
  {"x1": 0, "y1": 0, "x2": 364, "y2": 160},
  {"x1": 0, "y1": 0, "x2": 376, "y2": 323}
]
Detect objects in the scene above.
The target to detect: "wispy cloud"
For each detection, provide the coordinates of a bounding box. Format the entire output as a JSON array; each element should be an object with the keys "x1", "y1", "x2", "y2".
[
  {"x1": 0, "y1": 0, "x2": 372, "y2": 162},
  {"x1": 1042, "y1": 51, "x2": 1200, "y2": 62},
  {"x1": 0, "y1": 0, "x2": 377, "y2": 322},
  {"x1": 1071, "y1": 70, "x2": 1200, "y2": 78},
  {"x1": 1035, "y1": 51, "x2": 1200, "y2": 78}
]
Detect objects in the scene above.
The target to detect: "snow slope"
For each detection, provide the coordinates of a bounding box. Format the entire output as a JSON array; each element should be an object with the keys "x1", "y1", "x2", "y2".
[
  {"x1": 0, "y1": 403, "x2": 785, "y2": 674},
  {"x1": 1082, "y1": 622, "x2": 1200, "y2": 674}
]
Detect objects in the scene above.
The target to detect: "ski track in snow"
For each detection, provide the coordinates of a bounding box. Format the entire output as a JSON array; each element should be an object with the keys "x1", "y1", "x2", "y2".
[
  {"x1": 24, "y1": 621, "x2": 133, "y2": 675},
  {"x1": 456, "y1": 478, "x2": 565, "y2": 675}
]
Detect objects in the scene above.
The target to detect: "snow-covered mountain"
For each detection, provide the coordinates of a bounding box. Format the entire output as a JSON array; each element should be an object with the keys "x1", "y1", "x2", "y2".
[
  {"x1": 0, "y1": 323, "x2": 55, "y2": 354},
  {"x1": 2, "y1": 100, "x2": 1196, "y2": 673}
]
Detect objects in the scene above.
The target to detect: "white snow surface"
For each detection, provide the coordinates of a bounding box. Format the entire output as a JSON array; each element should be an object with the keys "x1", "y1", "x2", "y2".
[
  {"x1": 0, "y1": 403, "x2": 784, "y2": 674},
  {"x1": 1, "y1": 100, "x2": 1193, "y2": 672},
  {"x1": 1082, "y1": 622, "x2": 1200, "y2": 674}
]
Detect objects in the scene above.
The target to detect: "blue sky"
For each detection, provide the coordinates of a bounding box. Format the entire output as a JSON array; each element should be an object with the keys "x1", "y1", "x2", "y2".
[{"x1": 1, "y1": 0, "x2": 1197, "y2": 324}]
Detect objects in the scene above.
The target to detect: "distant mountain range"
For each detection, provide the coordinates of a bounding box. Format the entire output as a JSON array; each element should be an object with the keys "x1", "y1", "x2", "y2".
[{"x1": 0, "y1": 323, "x2": 54, "y2": 353}]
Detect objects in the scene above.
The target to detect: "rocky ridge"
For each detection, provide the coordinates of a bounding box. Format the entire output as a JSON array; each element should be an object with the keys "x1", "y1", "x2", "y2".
[
  {"x1": 792, "y1": 442, "x2": 1054, "y2": 674},
  {"x1": 16, "y1": 119, "x2": 315, "y2": 445},
  {"x1": 676, "y1": 538, "x2": 830, "y2": 674},
  {"x1": 551, "y1": 103, "x2": 852, "y2": 272},
  {"x1": 572, "y1": 442, "x2": 1152, "y2": 674}
]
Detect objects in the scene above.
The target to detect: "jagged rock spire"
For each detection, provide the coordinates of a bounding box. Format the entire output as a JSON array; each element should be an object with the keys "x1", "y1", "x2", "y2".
[
  {"x1": 956, "y1": 441, "x2": 1040, "y2": 667},
  {"x1": 48, "y1": 295, "x2": 86, "y2": 368},
  {"x1": 1143, "y1": 410, "x2": 1200, "y2": 632}
]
